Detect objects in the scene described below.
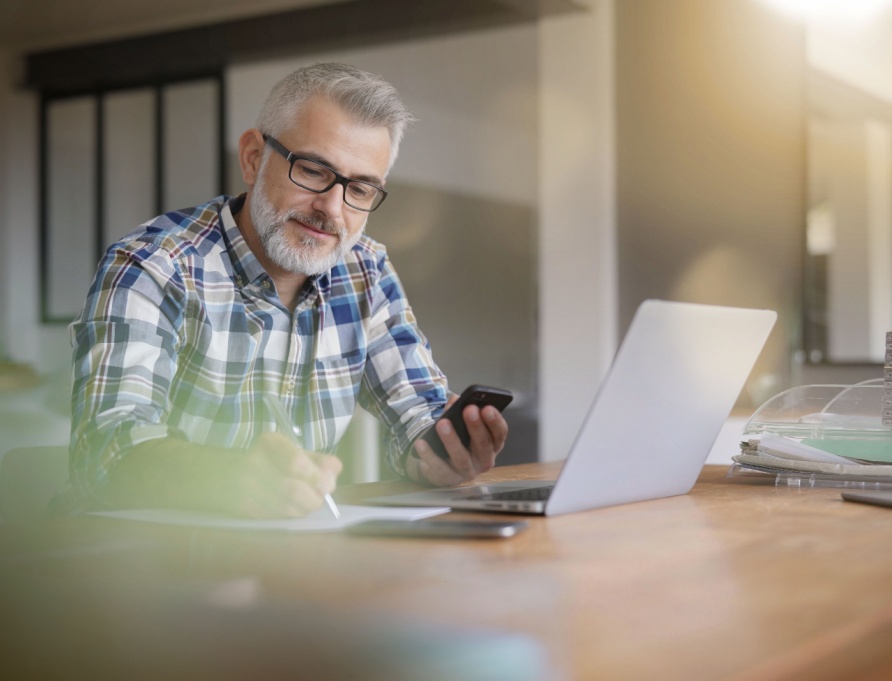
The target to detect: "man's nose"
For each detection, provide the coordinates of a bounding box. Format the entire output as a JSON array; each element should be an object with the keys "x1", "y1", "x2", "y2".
[{"x1": 310, "y1": 183, "x2": 345, "y2": 218}]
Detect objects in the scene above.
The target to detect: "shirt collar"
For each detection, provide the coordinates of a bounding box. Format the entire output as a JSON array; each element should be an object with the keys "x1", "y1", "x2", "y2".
[
  {"x1": 220, "y1": 194, "x2": 329, "y2": 307},
  {"x1": 220, "y1": 194, "x2": 271, "y2": 290}
]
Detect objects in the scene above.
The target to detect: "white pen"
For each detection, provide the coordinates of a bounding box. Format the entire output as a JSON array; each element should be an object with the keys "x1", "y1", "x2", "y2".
[
  {"x1": 322, "y1": 491, "x2": 341, "y2": 520},
  {"x1": 263, "y1": 394, "x2": 341, "y2": 520}
]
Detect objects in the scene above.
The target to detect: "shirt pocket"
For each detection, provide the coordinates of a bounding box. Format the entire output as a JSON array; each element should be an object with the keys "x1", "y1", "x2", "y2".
[
  {"x1": 314, "y1": 348, "x2": 365, "y2": 399},
  {"x1": 310, "y1": 348, "x2": 366, "y2": 448}
]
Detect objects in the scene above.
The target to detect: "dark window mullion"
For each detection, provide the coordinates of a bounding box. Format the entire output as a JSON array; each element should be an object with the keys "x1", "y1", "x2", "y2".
[
  {"x1": 217, "y1": 73, "x2": 226, "y2": 196},
  {"x1": 95, "y1": 92, "x2": 105, "y2": 264},
  {"x1": 155, "y1": 85, "x2": 164, "y2": 215},
  {"x1": 38, "y1": 95, "x2": 50, "y2": 323}
]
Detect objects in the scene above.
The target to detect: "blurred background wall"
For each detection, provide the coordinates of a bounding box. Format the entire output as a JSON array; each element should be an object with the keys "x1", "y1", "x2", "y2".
[{"x1": 616, "y1": 0, "x2": 806, "y2": 408}]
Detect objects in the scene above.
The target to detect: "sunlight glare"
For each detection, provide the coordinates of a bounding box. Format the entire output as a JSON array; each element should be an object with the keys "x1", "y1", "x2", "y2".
[{"x1": 761, "y1": 0, "x2": 892, "y2": 23}]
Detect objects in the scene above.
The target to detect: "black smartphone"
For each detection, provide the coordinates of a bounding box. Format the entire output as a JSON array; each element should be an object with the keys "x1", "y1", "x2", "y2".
[
  {"x1": 345, "y1": 518, "x2": 529, "y2": 539},
  {"x1": 420, "y1": 384, "x2": 513, "y2": 460}
]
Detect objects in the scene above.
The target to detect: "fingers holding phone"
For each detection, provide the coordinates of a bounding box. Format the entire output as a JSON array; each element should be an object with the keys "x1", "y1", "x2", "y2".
[
  {"x1": 467, "y1": 402, "x2": 509, "y2": 465},
  {"x1": 412, "y1": 385, "x2": 512, "y2": 486}
]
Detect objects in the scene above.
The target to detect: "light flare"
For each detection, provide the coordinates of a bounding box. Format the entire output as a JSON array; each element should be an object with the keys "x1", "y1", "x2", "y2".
[{"x1": 760, "y1": 0, "x2": 892, "y2": 23}]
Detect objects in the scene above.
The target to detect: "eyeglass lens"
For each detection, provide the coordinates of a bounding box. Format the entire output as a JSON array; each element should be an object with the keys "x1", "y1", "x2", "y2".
[{"x1": 290, "y1": 159, "x2": 383, "y2": 211}]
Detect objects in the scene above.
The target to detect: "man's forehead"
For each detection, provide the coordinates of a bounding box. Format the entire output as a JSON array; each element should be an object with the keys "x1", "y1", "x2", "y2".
[{"x1": 280, "y1": 99, "x2": 392, "y2": 180}]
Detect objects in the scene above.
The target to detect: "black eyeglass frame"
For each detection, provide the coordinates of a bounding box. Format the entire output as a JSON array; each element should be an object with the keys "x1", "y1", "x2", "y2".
[{"x1": 262, "y1": 134, "x2": 388, "y2": 212}]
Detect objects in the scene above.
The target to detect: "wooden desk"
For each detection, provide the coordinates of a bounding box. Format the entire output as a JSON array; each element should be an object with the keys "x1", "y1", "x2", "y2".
[{"x1": 2, "y1": 463, "x2": 892, "y2": 681}]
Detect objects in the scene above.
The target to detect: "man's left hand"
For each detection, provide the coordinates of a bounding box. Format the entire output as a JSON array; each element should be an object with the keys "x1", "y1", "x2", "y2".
[{"x1": 407, "y1": 395, "x2": 509, "y2": 487}]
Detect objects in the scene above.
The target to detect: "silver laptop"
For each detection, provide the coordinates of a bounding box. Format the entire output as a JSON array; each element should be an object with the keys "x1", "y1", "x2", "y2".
[{"x1": 368, "y1": 299, "x2": 777, "y2": 516}]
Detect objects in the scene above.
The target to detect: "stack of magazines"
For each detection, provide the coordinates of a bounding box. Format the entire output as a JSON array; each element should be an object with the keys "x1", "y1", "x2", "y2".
[{"x1": 729, "y1": 381, "x2": 892, "y2": 489}]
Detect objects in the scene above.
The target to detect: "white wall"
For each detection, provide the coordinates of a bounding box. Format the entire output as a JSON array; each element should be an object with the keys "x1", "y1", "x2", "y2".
[
  {"x1": 811, "y1": 118, "x2": 892, "y2": 363},
  {"x1": 803, "y1": 4, "x2": 892, "y2": 366},
  {"x1": 807, "y1": 5, "x2": 892, "y2": 107},
  {"x1": 538, "y1": 0, "x2": 617, "y2": 461}
]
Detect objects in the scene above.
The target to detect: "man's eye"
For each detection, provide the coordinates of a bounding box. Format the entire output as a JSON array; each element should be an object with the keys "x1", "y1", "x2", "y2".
[
  {"x1": 295, "y1": 162, "x2": 326, "y2": 178},
  {"x1": 348, "y1": 183, "x2": 373, "y2": 199}
]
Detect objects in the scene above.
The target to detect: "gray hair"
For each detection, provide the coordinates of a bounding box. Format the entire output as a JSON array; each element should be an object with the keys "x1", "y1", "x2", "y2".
[{"x1": 255, "y1": 63, "x2": 415, "y2": 173}]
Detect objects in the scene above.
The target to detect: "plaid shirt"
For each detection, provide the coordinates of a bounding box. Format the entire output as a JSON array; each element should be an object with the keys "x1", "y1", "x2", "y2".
[{"x1": 68, "y1": 194, "x2": 448, "y2": 506}]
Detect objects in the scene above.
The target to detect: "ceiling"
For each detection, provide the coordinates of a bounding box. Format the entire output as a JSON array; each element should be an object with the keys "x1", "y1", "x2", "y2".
[{"x1": 0, "y1": 0, "x2": 345, "y2": 51}]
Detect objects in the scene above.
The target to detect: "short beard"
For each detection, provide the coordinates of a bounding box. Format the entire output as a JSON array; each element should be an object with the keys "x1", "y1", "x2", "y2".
[{"x1": 250, "y1": 159, "x2": 365, "y2": 276}]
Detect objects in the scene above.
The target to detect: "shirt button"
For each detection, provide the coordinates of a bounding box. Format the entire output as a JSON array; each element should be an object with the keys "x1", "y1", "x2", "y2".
[
  {"x1": 262, "y1": 280, "x2": 271, "y2": 290},
  {"x1": 284, "y1": 379, "x2": 295, "y2": 394}
]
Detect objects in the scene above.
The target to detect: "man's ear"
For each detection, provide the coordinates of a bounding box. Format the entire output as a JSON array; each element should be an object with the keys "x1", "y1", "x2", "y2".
[{"x1": 238, "y1": 129, "x2": 265, "y2": 187}]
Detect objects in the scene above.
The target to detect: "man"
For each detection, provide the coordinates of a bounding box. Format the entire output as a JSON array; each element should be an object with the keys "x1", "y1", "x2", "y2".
[{"x1": 67, "y1": 63, "x2": 508, "y2": 518}]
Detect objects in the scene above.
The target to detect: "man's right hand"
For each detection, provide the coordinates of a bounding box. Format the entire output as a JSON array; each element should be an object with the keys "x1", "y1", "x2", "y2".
[
  {"x1": 232, "y1": 432, "x2": 343, "y2": 519},
  {"x1": 108, "y1": 435, "x2": 342, "y2": 519}
]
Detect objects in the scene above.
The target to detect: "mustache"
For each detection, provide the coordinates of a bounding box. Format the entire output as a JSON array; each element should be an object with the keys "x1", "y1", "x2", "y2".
[{"x1": 284, "y1": 212, "x2": 342, "y2": 237}]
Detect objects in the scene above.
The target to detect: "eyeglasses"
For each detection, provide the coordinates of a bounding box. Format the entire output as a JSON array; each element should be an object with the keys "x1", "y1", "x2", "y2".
[{"x1": 262, "y1": 135, "x2": 388, "y2": 212}]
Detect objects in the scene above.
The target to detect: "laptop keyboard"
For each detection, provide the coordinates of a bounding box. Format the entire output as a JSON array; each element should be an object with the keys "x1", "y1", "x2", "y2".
[{"x1": 466, "y1": 486, "x2": 554, "y2": 502}]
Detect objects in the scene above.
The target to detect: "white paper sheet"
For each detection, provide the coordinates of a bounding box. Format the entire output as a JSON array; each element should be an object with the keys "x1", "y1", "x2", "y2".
[{"x1": 90, "y1": 504, "x2": 449, "y2": 532}]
